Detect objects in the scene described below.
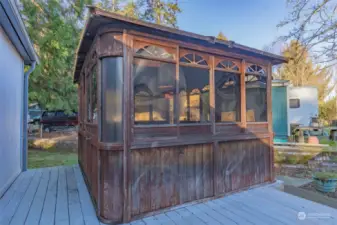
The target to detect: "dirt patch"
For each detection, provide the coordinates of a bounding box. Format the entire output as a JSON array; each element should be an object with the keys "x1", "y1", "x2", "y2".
[
  {"x1": 275, "y1": 164, "x2": 314, "y2": 179},
  {"x1": 301, "y1": 181, "x2": 337, "y2": 199},
  {"x1": 28, "y1": 131, "x2": 77, "y2": 152}
]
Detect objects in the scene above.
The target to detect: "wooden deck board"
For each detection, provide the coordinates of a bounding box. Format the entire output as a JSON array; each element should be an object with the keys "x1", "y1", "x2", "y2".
[
  {"x1": 66, "y1": 167, "x2": 85, "y2": 225},
  {"x1": 0, "y1": 170, "x2": 32, "y2": 213},
  {"x1": 0, "y1": 169, "x2": 36, "y2": 225},
  {"x1": 2, "y1": 165, "x2": 337, "y2": 225},
  {"x1": 72, "y1": 165, "x2": 100, "y2": 225},
  {"x1": 55, "y1": 167, "x2": 69, "y2": 225},
  {"x1": 39, "y1": 167, "x2": 59, "y2": 225},
  {"x1": 9, "y1": 169, "x2": 43, "y2": 225},
  {"x1": 25, "y1": 168, "x2": 51, "y2": 225}
]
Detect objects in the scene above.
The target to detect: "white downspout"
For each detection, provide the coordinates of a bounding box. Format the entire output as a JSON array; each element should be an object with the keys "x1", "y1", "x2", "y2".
[{"x1": 22, "y1": 61, "x2": 36, "y2": 171}]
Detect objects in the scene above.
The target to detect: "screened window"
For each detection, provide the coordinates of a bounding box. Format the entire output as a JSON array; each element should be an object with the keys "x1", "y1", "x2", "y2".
[
  {"x1": 289, "y1": 99, "x2": 300, "y2": 108},
  {"x1": 215, "y1": 71, "x2": 240, "y2": 122},
  {"x1": 86, "y1": 74, "x2": 91, "y2": 122},
  {"x1": 135, "y1": 45, "x2": 174, "y2": 60},
  {"x1": 245, "y1": 64, "x2": 267, "y2": 122},
  {"x1": 91, "y1": 67, "x2": 97, "y2": 122},
  {"x1": 179, "y1": 66, "x2": 210, "y2": 123},
  {"x1": 101, "y1": 57, "x2": 123, "y2": 142},
  {"x1": 86, "y1": 66, "x2": 97, "y2": 123},
  {"x1": 180, "y1": 53, "x2": 208, "y2": 66},
  {"x1": 133, "y1": 58, "x2": 176, "y2": 125}
]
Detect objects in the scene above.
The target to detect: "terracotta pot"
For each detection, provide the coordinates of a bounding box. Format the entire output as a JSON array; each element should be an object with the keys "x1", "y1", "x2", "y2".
[{"x1": 308, "y1": 136, "x2": 319, "y2": 144}]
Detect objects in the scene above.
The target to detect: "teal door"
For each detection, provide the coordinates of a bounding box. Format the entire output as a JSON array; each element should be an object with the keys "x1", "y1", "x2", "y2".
[{"x1": 272, "y1": 86, "x2": 288, "y2": 142}]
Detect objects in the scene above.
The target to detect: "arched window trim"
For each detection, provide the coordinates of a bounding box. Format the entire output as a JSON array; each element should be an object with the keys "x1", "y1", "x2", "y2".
[
  {"x1": 134, "y1": 41, "x2": 176, "y2": 62},
  {"x1": 245, "y1": 64, "x2": 267, "y2": 76},
  {"x1": 179, "y1": 51, "x2": 209, "y2": 68},
  {"x1": 215, "y1": 59, "x2": 241, "y2": 73}
]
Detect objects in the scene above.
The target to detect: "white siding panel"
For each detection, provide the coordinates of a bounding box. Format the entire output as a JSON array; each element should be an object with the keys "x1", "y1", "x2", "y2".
[
  {"x1": 288, "y1": 86, "x2": 319, "y2": 126},
  {"x1": 0, "y1": 26, "x2": 24, "y2": 197}
]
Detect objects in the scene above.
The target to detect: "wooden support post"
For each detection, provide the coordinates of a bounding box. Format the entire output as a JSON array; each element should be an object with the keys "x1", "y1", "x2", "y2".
[
  {"x1": 267, "y1": 62, "x2": 274, "y2": 181},
  {"x1": 240, "y1": 60, "x2": 247, "y2": 132},
  {"x1": 176, "y1": 46, "x2": 180, "y2": 137},
  {"x1": 213, "y1": 141, "x2": 219, "y2": 197},
  {"x1": 210, "y1": 56, "x2": 215, "y2": 134},
  {"x1": 96, "y1": 34, "x2": 102, "y2": 216},
  {"x1": 123, "y1": 31, "x2": 132, "y2": 222}
]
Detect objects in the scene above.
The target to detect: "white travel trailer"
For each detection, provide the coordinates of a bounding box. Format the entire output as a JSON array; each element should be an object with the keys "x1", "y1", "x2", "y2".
[{"x1": 288, "y1": 86, "x2": 319, "y2": 127}]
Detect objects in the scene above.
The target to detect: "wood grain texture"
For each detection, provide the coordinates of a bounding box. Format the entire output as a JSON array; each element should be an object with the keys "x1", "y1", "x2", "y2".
[
  {"x1": 4, "y1": 166, "x2": 337, "y2": 225},
  {"x1": 130, "y1": 144, "x2": 213, "y2": 217},
  {"x1": 100, "y1": 151, "x2": 124, "y2": 223},
  {"x1": 240, "y1": 60, "x2": 247, "y2": 130},
  {"x1": 216, "y1": 138, "x2": 271, "y2": 195}
]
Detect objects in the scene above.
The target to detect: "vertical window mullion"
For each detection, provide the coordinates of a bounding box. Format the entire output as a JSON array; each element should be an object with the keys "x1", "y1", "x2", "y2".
[
  {"x1": 240, "y1": 59, "x2": 246, "y2": 129},
  {"x1": 210, "y1": 56, "x2": 215, "y2": 133}
]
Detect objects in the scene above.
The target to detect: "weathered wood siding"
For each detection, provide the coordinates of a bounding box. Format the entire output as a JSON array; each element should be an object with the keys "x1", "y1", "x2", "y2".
[
  {"x1": 130, "y1": 144, "x2": 213, "y2": 217},
  {"x1": 215, "y1": 138, "x2": 271, "y2": 195},
  {"x1": 100, "y1": 150, "x2": 124, "y2": 222},
  {"x1": 78, "y1": 125, "x2": 99, "y2": 205}
]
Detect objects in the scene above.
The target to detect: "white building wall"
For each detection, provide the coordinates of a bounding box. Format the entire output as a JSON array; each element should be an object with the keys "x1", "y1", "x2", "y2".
[
  {"x1": 288, "y1": 86, "x2": 319, "y2": 126},
  {"x1": 0, "y1": 26, "x2": 24, "y2": 197}
]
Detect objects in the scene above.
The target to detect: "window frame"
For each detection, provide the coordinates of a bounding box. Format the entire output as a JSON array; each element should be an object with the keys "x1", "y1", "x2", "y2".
[
  {"x1": 128, "y1": 37, "x2": 271, "y2": 141},
  {"x1": 132, "y1": 41, "x2": 178, "y2": 127},
  {"x1": 289, "y1": 98, "x2": 300, "y2": 108},
  {"x1": 85, "y1": 65, "x2": 98, "y2": 124},
  {"x1": 179, "y1": 49, "x2": 211, "y2": 125},
  {"x1": 214, "y1": 57, "x2": 242, "y2": 124},
  {"x1": 245, "y1": 63, "x2": 268, "y2": 123},
  {"x1": 133, "y1": 58, "x2": 176, "y2": 125}
]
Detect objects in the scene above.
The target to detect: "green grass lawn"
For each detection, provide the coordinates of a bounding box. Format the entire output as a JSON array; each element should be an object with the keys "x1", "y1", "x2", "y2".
[{"x1": 28, "y1": 149, "x2": 78, "y2": 169}]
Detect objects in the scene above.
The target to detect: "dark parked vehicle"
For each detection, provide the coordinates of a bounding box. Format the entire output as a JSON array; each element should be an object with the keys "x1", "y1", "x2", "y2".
[{"x1": 40, "y1": 110, "x2": 78, "y2": 132}]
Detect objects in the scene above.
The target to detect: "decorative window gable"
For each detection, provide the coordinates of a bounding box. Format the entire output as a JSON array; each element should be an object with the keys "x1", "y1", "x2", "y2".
[
  {"x1": 180, "y1": 53, "x2": 208, "y2": 66},
  {"x1": 135, "y1": 45, "x2": 174, "y2": 60},
  {"x1": 246, "y1": 64, "x2": 266, "y2": 75},
  {"x1": 216, "y1": 60, "x2": 240, "y2": 72}
]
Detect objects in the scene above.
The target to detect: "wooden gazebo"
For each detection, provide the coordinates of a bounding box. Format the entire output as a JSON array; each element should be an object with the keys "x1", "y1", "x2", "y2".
[{"x1": 74, "y1": 6, "x2": 286, "y2": 224}]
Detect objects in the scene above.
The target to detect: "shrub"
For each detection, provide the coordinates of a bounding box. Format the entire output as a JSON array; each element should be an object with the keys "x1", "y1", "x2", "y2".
[{"x1": 314, "y1": 172, "x2": 337, "y2": 181}]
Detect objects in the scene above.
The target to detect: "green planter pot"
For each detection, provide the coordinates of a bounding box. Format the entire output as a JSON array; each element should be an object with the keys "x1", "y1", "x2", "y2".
[{"x1": 313, "y1": 177, "x2": 337, "y2": 193}]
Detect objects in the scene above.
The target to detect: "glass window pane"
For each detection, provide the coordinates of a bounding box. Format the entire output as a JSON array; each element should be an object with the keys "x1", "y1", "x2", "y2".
[
  {"x1": 136, "y1": 45, "x2": 174, "y2": 60},
  {"x1": 179, "y1": 66, "x2": 210, "y2": 123},
  {"x1": 289, "y1": 99, "x2": 300, "y2": 108},
  {"x1": 86, "y1": 76, "x2": 91, "y2": 122},
  {"x1": 245, "y1": 74, "x2": 267, "y2": 122},
  {"x1": 134, "y1": 58, "x2": 175, "y2": 125},
  {"x1": 91, "y1": 67, "x2": 97, "y2": 123},
  {"x1": 101, "y1": 57, "x2": 123, "y2": 143},
  {"x1": 215, "y1": 71, "x2": 240, "y2": 122}
]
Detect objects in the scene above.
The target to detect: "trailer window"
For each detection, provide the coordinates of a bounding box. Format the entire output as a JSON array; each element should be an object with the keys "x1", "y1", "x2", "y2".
[{"x1": 289, "y1": 99, "x2": 300, "y2": 108}]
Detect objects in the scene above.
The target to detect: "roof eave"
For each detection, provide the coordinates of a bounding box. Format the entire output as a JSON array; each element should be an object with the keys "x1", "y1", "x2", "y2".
[{"x1": 0, "y1": 0, "x2": 39, "y2": 64}]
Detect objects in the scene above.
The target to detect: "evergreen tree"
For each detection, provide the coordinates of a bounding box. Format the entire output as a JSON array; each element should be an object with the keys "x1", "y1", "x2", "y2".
[
  {"x1": 19, "y1": 0, "x2": 92, "y2": 111},
  {"x1": 217, "y1": 32, "x2": 228, "y2": 41},
  {"x1": 19, "y1": 0, "x2": 181, "y2": 112},
  {"x1": 143, "y1": 0, "x2": 181, "y2": 27},
  {"x1": 274, "y1": 40, "x2": 335, "y2": 103}
]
